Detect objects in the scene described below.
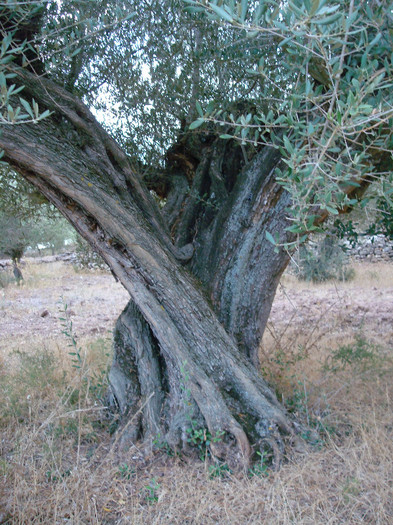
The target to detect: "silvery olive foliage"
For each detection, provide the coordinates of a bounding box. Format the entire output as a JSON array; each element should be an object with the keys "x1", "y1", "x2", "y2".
[
  {"x1": 1, "y1": 0, "x2": 392, "y2": 241},
  {"x1": 0, "y1": 3, "x2": 50, "y2": 129},
  {"x1": 0, "y1": 1, "x2": 283, "y2": 161},
  {"x1": 184, "y1": 0, "x2": 393, "y2": 241}
]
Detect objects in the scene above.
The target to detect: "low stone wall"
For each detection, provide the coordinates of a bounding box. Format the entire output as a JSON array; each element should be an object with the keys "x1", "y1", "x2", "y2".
[{"x1": 344, "y1": 234, "x2": 393, "y2": 262}]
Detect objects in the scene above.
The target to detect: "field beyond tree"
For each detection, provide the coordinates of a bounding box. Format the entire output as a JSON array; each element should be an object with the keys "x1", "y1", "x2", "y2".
[{"x1": 1, "y1": 260, "x2": 392, "y2": 524}]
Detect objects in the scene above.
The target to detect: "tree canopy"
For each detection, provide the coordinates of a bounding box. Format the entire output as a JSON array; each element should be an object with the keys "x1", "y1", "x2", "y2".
[{"x1": 1, "y1": 0, "x2": 392, "y2": 238}]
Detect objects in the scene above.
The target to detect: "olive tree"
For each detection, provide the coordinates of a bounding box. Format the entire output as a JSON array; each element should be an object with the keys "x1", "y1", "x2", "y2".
[{"x1": 0, "y1": 0, "x2": 391, "y2": 466}]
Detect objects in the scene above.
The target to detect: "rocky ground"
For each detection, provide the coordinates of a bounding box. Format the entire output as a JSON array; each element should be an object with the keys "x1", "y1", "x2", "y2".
[{"x1": 268, "y1": 267, "x2": 393, "y2": 345}]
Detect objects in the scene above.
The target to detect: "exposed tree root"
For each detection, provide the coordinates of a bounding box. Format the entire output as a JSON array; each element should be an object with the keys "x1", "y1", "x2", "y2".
[{"x1": 109, "y1": 299, "x2": 299, "y2": 469}]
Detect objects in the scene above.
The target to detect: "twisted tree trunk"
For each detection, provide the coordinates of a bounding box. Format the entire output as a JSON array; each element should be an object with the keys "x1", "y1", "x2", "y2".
[{"x1": 1, "y1": 66, "x2": 298, "y2": 465}]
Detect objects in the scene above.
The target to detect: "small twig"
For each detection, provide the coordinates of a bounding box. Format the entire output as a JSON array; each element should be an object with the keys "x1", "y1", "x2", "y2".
[{"x1": 54, "y1": 406, "x2": 109, "y2": 418}]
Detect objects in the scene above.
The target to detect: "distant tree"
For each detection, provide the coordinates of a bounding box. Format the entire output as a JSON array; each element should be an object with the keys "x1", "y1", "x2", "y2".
[
  {"x1": 74, "y1": 235, "x2": 107, "y2": 269},
  {"x1": 0, "y1": 168, "x2": 75, "y2": 258},
  {"x1": 293, "y1": 235, "x2": 355, "y2": 283},
  {"x1": 30, "y1": 215, "x2": 75, "y2": 255},
  {"x1": 0, "y1": 212, "x2": 27, "y2": 262}
]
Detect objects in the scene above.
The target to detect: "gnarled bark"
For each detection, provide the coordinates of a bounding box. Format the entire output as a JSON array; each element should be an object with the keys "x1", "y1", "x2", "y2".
[{"x1": 1, "y1": 66, "x2": 298, "y2": 465}]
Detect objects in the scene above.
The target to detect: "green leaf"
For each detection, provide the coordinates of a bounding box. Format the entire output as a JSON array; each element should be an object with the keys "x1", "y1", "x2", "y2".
[
  {"x1": 368, "y1": 33, "x2": 382, "y2": 50},
  {"x1": 240, "y1": 0, "x2": 248, "y2": 22},
  {"x1": 283, "y1": 135, "x2": 294, "y2": 155},
  {"x1": 265, "y1": 231, "x2": 276, "y2": 245},
  {"x1": 314, "y1": 12, "x2": 341, "y2": 25},
  {"x1": 316, "y1": 4, "x2": 340, "y2": 16},
  {"x1": 7, "y1": 105, "x2": 14, "y2": 121},
  {"x1": 189, "y1": 118, "x2": 204, "y2": 130},
  {"x1": 288, "y1": 1, "x2": 305, "y2": 18},
  {"x1": 344, "y1": 180, "x2": 361, "y2": 187},
  {"x1": 206, "y1": 101, "x2": 215, "y2": 114},
  {"x1": 325, "y1": 206, "x2": 339, "y2": 215},
  {"x1": 32, "y1": 99, "x2": 39, "y2": 119},
  {"x1": 38, "y1": 109, "x2": 52, "y2": 120},
  {"x1": 310, "y1": 0, "x2": 320, "y2": 16},
  {"x1": 287, "y1": 224, "x2": 304, "y2": 234},
  {"x1": 19, "y1": 98, "x2": 34, "y2": 118},
  {"x1": 124, "y1": 11, "x2": 137, "y2": 20},
  {"x1": 210, "y1": 4, "x2": 234, "y2": 23},
  {"x1": 70, "y1": 47, "x2": 82, "y2": 58},
  {"x1": 195, "y1": 101, "x2": 203, "y2": 117},
  {"x1": 219, "y1": 134, "x2": 233, "y2": 139},
  {"x1": 184, "y1": 6, "x2": 206, "y2": 14},
  {"x1": 278, "y1": 36, "x2": 293, "y2": 48}
]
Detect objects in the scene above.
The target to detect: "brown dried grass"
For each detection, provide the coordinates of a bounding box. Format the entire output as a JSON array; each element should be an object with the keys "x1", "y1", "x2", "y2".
[{"x1": 1, "y1": 261, "x2": 392, "y2": 524}]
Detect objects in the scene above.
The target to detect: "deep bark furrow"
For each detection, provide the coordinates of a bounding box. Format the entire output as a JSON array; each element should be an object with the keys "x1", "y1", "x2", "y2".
[
  {"x1": 110, "y1": 301, "x2": 164, "y2": 439},
  {"x1": 168, "y1": 139, "x2": 293, "y2": 363}
]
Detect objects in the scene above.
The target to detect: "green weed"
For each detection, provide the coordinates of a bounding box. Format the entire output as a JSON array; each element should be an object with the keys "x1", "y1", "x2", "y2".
[
  {"x1": 59, "y1": 298, "x2": 83, "y2": 369},
  {"x1": 142, "y1": 478, "x2": 160, "y2": 504},
  {"x1": 186, "y1": 425, "x2": 225, "y2": 461},
  {"x1": 248, "y1": 450, "x2": 269, "y2": 478},
  {"x1": 342, "y1": 477, "x2": 361, "y2": 504},
  {"x1": 208, "y1": 462, "x2": 232, "y2": 479},
  {"x1": 323, "y1": 333, "x2": 381, "y2": 372},
  {"x1": 117, "y1": 463, "x2": 135, "y2": 480},
  {"x1": 152, "y1": 434, "x2": 174, "y2": 456}
]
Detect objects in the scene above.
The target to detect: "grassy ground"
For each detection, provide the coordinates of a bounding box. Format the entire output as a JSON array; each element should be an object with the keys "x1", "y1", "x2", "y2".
[{"x1": 0, "y1": 261, "x2": 392, "y2": 524}]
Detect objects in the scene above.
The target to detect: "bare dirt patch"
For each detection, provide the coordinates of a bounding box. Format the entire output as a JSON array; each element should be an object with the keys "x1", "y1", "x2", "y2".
[
  {"x1": 263, "y1": 262, "x2": 393, "y2": 355},
  {"x1": 0, "y1": 260, "x2": 129, "y2": 355}
]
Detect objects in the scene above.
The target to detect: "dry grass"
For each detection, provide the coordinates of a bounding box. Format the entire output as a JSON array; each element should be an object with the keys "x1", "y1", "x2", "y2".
[{"x1": 1, "y1": 260, "x2": 392, "y2": 524}]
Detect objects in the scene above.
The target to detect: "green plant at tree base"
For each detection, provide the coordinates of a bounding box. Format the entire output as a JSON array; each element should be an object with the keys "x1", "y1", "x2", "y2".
[
  {"x1": 45, "y1": 468, "x2": 71, "y2": 483},
  {"x1": 152, "y1": 434, "x2": 175, "y2": 456},
  {"x1": 186, "y1": 424, "x2": 225, "y2": 461},
  {"x1": 117, "y1": 463, "x2": 134, "y2": 480},
  {"x1": 208, "y1": 462, "x2": 232, "y2": 479},
  {"x1": 248, "y1": 450, "x2": 269, "y2": 478},
  {"x1": 142, "y1": 478, "x2": 161, "y2": 504}
]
